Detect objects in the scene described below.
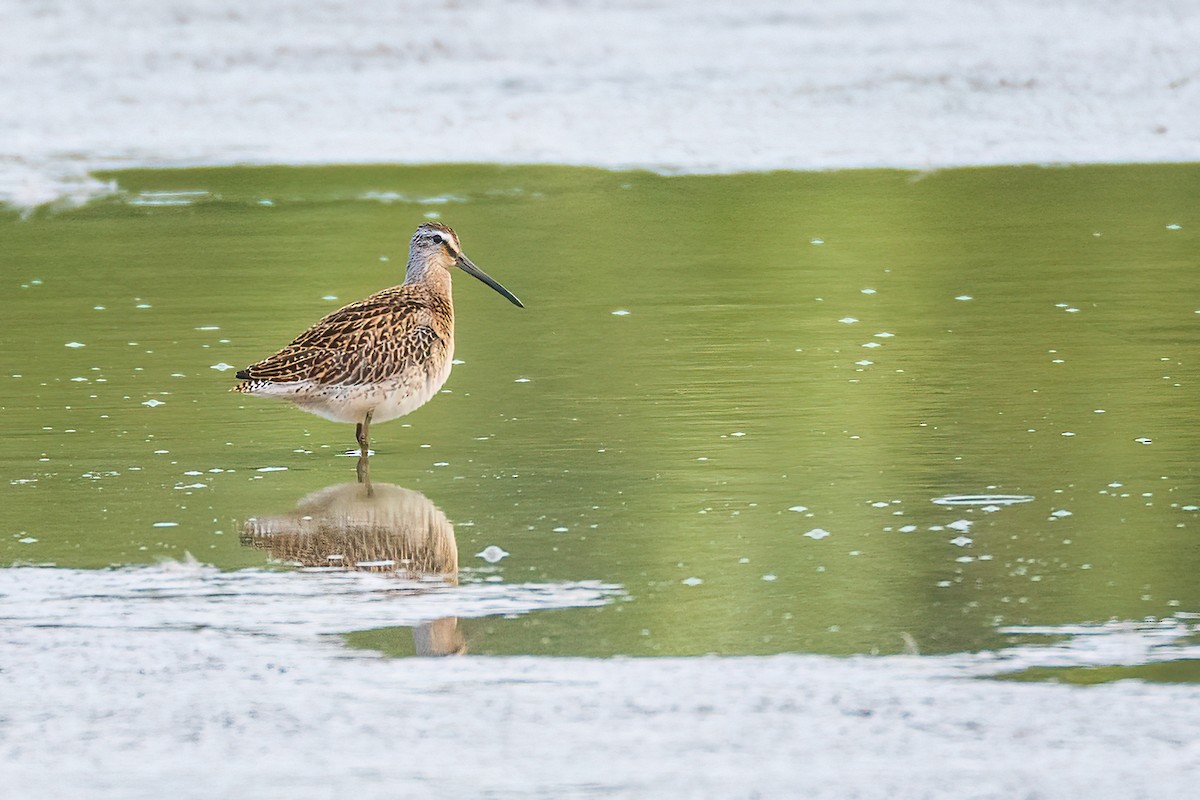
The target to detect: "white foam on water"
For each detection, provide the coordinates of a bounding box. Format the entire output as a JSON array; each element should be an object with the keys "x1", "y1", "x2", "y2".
[
  {"x1": 4, "y1": 1, "x2": 1200, "y2": 209},
  {"x1": 1, "y1": 563, "x2": 1196, "y2": 799},
  {"x1": 0, "y1": 563, "x2": 619, "y2": 643}
]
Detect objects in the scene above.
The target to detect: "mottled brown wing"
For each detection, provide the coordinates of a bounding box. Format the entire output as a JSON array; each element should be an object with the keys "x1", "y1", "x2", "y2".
[
  {"x1": 237, "y1": 325, "x2": 446, "y2": 385},
  {"x1": 235, "y1": 346, "x2": 354, "y2": 384},
  {"x1": 288, "y1": 289, "x2": 437, "y2": 351}
]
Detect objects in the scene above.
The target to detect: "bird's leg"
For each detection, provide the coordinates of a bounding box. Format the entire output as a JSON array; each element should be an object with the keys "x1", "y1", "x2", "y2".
[
  {"x1": 356, "y1": 453, "x2": 373, "y2": 494},
  {"x1": 356, "y1": 409, "x2": 373, "y2": 457}
]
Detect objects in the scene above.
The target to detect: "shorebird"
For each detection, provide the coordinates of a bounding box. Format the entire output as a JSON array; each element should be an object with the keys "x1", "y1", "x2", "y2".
[{"x1": 233, "y1": 221, "x2": 523, "y2": 455}]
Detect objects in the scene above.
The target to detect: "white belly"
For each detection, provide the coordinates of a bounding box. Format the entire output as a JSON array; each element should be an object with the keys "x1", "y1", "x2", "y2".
[
  {"x1": 253, "y1": 358, "x2": 454, "y2": 425},
  {"x1": 367, "y1": 357, "x2": 454, "y2": 423}
]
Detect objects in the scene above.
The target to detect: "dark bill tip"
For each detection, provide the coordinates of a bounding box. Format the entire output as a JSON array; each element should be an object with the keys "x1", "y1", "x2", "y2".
[{"x1": 456, "y1": 254, "x2": 524, "y2": 308}]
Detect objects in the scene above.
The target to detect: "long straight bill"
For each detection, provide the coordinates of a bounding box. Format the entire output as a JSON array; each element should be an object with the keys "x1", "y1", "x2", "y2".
[{"x1": 457, "y1": 254, "x2": 524, "y2": 308}]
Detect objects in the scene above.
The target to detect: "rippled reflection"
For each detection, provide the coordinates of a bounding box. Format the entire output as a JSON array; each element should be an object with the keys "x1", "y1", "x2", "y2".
[{"x1": 241, "y1": 458, "x2": 466, "y2": 655}]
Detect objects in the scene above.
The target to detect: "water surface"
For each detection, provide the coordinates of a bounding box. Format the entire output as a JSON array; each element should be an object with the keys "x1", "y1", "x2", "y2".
[{"x1": 3, "y1": 163, "x2": 1198, "y2": 667}]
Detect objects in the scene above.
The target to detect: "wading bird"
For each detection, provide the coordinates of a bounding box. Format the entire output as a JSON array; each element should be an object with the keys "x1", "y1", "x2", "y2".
[{"x1": 233, "y1": 222, "x2": 523, "y2": 455}]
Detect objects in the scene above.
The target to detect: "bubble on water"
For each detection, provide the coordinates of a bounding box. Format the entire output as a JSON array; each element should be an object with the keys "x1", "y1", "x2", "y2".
[
  {"x1": 899, "y1": 525, "x2": 917, "y2": 533},
  {"x1": 856, "y1": 359, "x2": 874, "y2": 366},
  {"x1": 861, "y1": 288, "x2": 877, "y2": 295},
  {"x1": 862, "y1": 342, "x2": 882, "y2": 348},
  {"x1": 762, "y1": 574, "x2": 778, "y2": 581},
  {"x1": 1166, "y1": 223, "x2": 1181, "y2": 230},
  {"x1": 787, "y1": 505, "x2": 808, "y2": 513},
  {"x1": 839, "y1": 317, "x2": 858, "y2": 324},
  {"x1": 142, "y1": 399, "x2": 165, "y2": 407},
  {"x1": 810, "y1": 238, "x2": 824, "y2": 245},
  {"x1": 955, "y1": 295, "x2": 973, "y2": 301},
  {"x1": 65, "y1": 342, "x2": 85, "y2": 348},
  {"x1": 681, "y1": 577, "x2": 703, "y2": 586},
  {"x1": 874, "y1": 332, "x2": 895, "y2": 338},
  {"x1": 949, "y1": 536, "x2": 973, "y2": 547},
  {"x1": 256, "y1": 466, "x2": 288, "y2": 473},
  {"x1": 476, "y1": 545, "x2": 509, "y2": 563},
  {"x1": 552, "y1": 526, "x2": 569, "y2": 533},
  {"x1": 1050, "y1": 509, "x2": 1073, "y2": 518},
  {"x1": 611, "y1": 309, "x2": 631, "y2": 316},
  {"x1": 152, "y1": 522, "x2": 178, "y2": 528},
  {"x1": 804, "y1": 528, "x2": 831, "y2": 540},
  {"x1": 947, "y1": 519, "x2": 973, "y2": 532},
  {"x1": 514, "y1": 377, "x2": 531, "y2": 383},
  {"x1": 18, "y1": 536, "x2": 38, "y2": 544}
]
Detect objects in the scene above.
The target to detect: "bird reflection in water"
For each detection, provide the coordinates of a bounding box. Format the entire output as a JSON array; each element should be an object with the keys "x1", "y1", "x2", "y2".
[{"x1": 241, "y1": 456, "x2": 467, "y2": 655}]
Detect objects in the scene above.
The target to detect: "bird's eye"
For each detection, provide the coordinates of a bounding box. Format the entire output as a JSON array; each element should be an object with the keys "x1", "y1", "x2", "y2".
[{"x1": 431, "y1": 234, "x2": 444, "y2": 245}]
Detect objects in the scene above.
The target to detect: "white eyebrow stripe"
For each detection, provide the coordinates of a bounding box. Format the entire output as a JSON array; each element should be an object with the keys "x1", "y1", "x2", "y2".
[{"x1": 412, "y1": 226, "x2": 461, "y2": 251}]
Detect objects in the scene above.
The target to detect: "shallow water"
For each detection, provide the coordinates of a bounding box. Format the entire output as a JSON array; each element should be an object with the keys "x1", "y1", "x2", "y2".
[{"x1": 3, "y1": 163, "x2": 1199, "y2": 668}]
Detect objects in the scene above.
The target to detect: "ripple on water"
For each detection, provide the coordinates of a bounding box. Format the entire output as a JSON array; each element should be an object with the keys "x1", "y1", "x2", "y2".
[
  {"x1": 127, "y1": 190, "x2": 213, "y2": 206},
  {"x1": 932, "y1": 494, "x2": 1035, "y2": 507}
]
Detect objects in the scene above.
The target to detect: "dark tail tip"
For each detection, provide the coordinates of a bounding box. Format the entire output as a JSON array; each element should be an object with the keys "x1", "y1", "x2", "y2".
[{"x1": 235, "y1": 369, "x2": 250, "y2": 380}]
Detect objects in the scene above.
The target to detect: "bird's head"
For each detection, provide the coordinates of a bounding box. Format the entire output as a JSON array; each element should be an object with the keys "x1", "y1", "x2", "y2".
[{"x1": 408, "y1": 222, "x2": 523, "y2": 308}]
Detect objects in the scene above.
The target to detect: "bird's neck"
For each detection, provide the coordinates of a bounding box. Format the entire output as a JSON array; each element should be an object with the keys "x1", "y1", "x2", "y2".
[{"x1": 404, "y1": 260, "x2": 453, "y2": 298}]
